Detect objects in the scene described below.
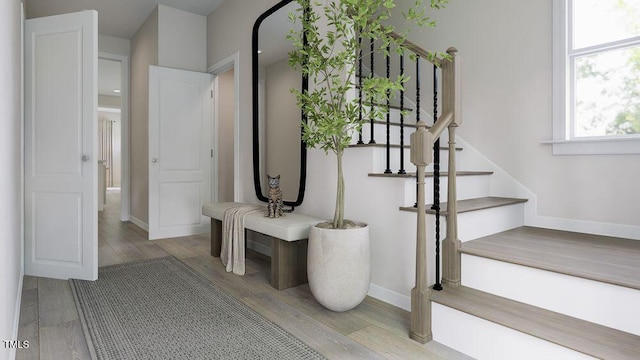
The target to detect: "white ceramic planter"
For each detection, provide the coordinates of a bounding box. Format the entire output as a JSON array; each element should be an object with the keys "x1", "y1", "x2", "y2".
[{"x1": 307, "y1": 224, "x2": 371, "y2": 312}]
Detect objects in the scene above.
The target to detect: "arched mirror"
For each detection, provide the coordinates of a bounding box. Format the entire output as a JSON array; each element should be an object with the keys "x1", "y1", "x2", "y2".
[{"x1": 252, "y1": 0, "x2": 307, "y2": 209}]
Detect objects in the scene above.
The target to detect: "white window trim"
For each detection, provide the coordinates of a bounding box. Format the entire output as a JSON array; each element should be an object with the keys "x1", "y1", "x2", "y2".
[{"x1": 549, "y1": 0, "x2": 640, "y2": 155}]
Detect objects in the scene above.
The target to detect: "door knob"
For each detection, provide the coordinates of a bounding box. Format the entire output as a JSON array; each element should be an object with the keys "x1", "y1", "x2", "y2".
[
  {"x1": 82, "y1": 155, "x2": 90, "y2": 162},
  {"x1": 151, "y1": 158, "x2": 158, "y2": 163}
]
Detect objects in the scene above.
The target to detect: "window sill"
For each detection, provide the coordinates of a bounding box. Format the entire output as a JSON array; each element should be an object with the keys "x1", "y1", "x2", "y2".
[{"x1": 542, "y1": 137, "x2": 640, "y2": 155}]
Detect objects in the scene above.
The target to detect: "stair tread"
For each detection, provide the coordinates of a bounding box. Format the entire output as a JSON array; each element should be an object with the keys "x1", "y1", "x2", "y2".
[
  {"x1": 370, "y1": 171, "x2": 492, "y2": 178},
  {"x1": 399, "y1": 196, "x2": 526, "y2": 214},
  {"x1": 430, "y1": 285, "x2": 640, "y2": 360},
  {"x1": 350, "y1": 143, "x2": 463, "y2": 151},
  {"x1": 461, "y1": 226, "x2": 640, "y2": 290}
]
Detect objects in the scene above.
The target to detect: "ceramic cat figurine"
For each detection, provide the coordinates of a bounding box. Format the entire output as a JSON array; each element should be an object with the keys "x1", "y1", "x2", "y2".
[{"x1": 266, "y1": 175, "x2": 285, "y2": 218}]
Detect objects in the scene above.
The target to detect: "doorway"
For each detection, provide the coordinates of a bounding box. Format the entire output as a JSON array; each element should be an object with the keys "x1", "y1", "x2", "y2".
[
  {"x1": 210, "y1": 53, "x2": 240, "y2": 203},
  {"x1": 98, "y1": 53, "x2": 130, "y2": 221},
  {"x1": 215, "y1": 67, "x2": 235, "y2": 202}
]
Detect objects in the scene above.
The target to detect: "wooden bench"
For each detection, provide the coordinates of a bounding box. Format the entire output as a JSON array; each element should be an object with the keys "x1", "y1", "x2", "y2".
[{"x1": 201, "y1": 202, "x2": 322, "y2": 290}]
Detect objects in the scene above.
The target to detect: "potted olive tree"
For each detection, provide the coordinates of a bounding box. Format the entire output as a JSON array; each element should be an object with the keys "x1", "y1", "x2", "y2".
[{"x1": 288, "y1": 0, "x2": 447, "y2": 311}]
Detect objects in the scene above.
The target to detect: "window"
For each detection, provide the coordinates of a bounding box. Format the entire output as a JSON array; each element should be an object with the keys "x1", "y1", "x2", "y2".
[{"x1": 552, "y1": 0, "x2": 640, "y2": 154}]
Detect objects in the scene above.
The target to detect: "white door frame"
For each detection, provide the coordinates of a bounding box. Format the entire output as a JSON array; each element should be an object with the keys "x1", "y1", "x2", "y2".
[
  {"x1": 98, "y1": 51, "x2": 130, "y2": 221},
  {"x1": 208, "y1": 52, "x2": 240, "y2": 202}
]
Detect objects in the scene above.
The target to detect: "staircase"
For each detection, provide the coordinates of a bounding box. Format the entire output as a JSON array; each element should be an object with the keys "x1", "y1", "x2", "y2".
[{"x1": 331, "y1": 38, "x2": 640, "y2": 359}]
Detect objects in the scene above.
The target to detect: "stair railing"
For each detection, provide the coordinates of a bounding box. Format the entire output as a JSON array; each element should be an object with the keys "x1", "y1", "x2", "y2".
[
  {"x1": 409, "y1": 47, "x2": 461, "y2": 343},
  {"x1": 354, "y1": 35, "x2": 460, "y2": 343}
]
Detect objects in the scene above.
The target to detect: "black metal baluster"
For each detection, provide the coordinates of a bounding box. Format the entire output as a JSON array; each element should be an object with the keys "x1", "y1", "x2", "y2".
[
  {"x1": 398, "y1": 51, "x2": 406, "y2": 175},
  {"x1": 384, "y1": 45, "x2": 392, "y2": 174},
  {"x1": 369, "y1": 38, "x2": 376, "y2": 144},
  {"x1": 357, "y1": 35, "x2": 364, "y2": 145},
  {"x1": 432, "y1": 64, "x2": 442, "y2": 291},
  {"x1": 414, "y1": 55, "x2": 421, "y2": 208}
]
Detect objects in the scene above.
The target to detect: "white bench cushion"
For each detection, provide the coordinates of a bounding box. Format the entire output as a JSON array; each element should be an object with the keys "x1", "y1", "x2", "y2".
[{"x1": 202, "y1": 202, "x2": 323, "y2": 242}]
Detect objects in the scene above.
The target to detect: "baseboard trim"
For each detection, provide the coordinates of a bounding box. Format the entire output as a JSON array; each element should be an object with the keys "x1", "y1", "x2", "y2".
[
  {"x1": 527, "y1": 215, "x2": 640, "y2": 241},
  {"x1": 367, "y1": 283, "x2": 411, "y2": 312},
  {"x1": 128, "y1": 215, "x2": 149, "y2": 232}
]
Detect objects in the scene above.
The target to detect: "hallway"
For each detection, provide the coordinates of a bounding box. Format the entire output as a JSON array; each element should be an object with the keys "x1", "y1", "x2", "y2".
[{"x1": 16, "y1": 191, "x2": 469, "y2": 360}]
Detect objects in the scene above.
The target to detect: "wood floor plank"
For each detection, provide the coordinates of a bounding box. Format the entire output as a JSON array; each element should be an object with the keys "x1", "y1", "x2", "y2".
[
  {"x1": 129, "y1": 241, "x2": 170, "y2": 260},
  {"x1": 180, "y1": 255, "x2": 263, "y2": 299},
  {"x1": 22, "y1": 276, "x2": 38, "y2": 291},
  {"x1": 348, "y1": 325, "x2": 447, "y2": 360},
  {"x1": 37, "y1": 279, "x2": 79, "y2": 328},
  {"x1": 39, "y1": 320, "x2": 90, "y2": 360},
  {"x1": 16, "y1": 289, "x2": 39, "y2": 360},
  {"x1": 175, "y1": 234, "x2": 211, "y2": 254},
  {"x1": 350, "y1": 296, "x2": 412, "y2": 339},
  {"x1": 242, "y1": 292, "x2": 384, "y2": 360},
  {"x1": 153, "y1": 239, "x2": 201, "y2": 259},
  {"x1": 98, "y1": 243, "x2": 124, "y2": 267},
  {"x1": 108, "y1": 242, "x2": 147, "y2": 263},
  {"x1": 270, "y1": 284, "x2": 371, "y2": 336}
]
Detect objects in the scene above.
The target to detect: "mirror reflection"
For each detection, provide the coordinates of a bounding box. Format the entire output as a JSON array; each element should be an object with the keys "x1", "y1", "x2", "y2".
[{"x1": 253, "y1": 0, "x2": 306, "y2": 207}]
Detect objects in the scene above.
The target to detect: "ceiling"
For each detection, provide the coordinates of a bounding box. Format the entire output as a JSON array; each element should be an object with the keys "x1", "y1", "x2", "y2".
[
  {"x1": 25, "y1": 0, "x2": 300, "y2": 97},
  {"x1": 258, "y1": 2, "x2": 300, "y2": 67},
  {"x1": 26, "y1": 0, "x2": 228, "y2": 99},
  {"x1": 25, "y1": 0, "x2": 227, "y2": 39},
  {"x1": 98, "y1": 58, "x2": 121, "y2": 97}
]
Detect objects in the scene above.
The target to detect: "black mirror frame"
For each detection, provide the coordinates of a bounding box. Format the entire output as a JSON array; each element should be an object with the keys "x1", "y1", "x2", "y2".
[{"x1": 252, "y1": 0, "x2": 308, "y2": 208}]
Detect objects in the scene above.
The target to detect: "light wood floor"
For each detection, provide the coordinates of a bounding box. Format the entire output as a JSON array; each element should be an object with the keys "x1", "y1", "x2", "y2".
[{"x1": 16, "y1": 190, "x2": 472, "y2": 360}]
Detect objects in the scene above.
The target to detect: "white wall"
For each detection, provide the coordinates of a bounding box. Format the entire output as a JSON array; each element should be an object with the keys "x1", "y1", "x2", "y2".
[
  {"x1": 130, "y1": 5, "x2": 207, "y2": 225},
  {"x1": 130, "y1": 7, "x2": 158, "y2": 224},
  {"x1": 208, "y1": 0, "x2": 281, "y2": 205},
  {"x1": 158, "y1": 5, "x2": 207, "y2": 72},
  {"x1": 98, "y1": 94, "x2": 121, "y2": 108},
  {"x1": 391, "y1": 0, "x2": 640, "y2": 228},
  {"x1": 0, "y1": 1, "x2": 24, "y2": 359},
  {"x1": 99, "y1": 34, "x2": 130, "y2": 56}
]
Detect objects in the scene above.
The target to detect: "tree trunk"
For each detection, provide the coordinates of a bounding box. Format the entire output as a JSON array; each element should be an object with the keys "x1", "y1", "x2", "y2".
[{"x1": 333, "y1": 149, "x2": 345, "y2": 229}]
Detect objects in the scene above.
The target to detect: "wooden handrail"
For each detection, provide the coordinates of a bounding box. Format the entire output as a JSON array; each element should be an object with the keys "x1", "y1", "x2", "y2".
[
  {"x1": 389, "y1": 31, "x2": 444, "y2": 67},
  {"x1": 428, "y1": 111, "x2": 453, "y2": 140}
]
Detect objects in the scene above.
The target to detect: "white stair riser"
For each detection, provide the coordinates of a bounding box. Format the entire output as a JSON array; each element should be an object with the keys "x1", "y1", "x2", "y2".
[
  {"x1": 461, "y1": 254, "x2": 640, "y2": 336},
  {"x1": 401, "y1": 174, "x2": 491, "y2": 206},
  {"x1": 360, "y1": 122, "x2": 413, "y2": 145},
  {"x1": 455, "y1": 203, "x2": 525, "y2": 241},
  {"x1": 432, "y1": 303, "x2": 597, "y2": 360},
  {"x1": 396, "y1": 205, "x2": 525, "y2": 287}
]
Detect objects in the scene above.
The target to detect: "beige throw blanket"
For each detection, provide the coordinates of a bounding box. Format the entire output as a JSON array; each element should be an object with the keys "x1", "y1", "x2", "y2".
[{"x1": 221, "y1": 205, "x2": 264, "y2": 275}]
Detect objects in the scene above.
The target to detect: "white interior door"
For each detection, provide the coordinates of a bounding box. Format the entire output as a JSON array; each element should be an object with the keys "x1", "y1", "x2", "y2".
[
  {"x1": 24, "y1": 11, "x2": 98, "y2": 280},
  {"x1": 149, "y1": 66, "x2": 212, "y2": 240}
]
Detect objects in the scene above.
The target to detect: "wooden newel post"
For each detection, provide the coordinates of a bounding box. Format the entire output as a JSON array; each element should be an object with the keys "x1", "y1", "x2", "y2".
[
  {"x1": 441, "y1": 47, "x2": 462, "y2": 287},
  {"x1": 442, "y1": 124, "x2": 462, "y2": 287},
  {"x1": 409, "y1": 120, "x2": 433, "y2": 343}
]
